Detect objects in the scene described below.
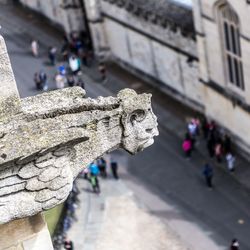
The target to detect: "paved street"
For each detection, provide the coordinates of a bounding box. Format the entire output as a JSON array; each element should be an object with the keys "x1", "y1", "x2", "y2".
[{"x1": 1, "y1": 3, "x2": 250, "y2": 250}]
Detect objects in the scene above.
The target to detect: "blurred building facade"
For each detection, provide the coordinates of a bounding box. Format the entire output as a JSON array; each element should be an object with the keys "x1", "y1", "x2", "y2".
[
  {"x1": 16, "y1": 0, "x2": 250, "y2": 154},
  {"x1": 85, "y1": 0, "x2": 203, "y2": 109},
  {"x1": 193, "y1": 0, "x2": 250, "y2": 154},
  {"x1": 17, "y1": 0, "x2": 85, "y2": 33}
]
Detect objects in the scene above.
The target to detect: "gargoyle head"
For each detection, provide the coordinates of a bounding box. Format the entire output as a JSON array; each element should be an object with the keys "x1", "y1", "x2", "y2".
[{"x1": 118, "y1": 89, "x2": 159, "y2": 154}]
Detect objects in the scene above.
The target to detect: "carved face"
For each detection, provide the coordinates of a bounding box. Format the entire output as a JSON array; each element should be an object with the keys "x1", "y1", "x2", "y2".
[{"x1": 118, "y1": 89, "x2": 159, "y2": 154}]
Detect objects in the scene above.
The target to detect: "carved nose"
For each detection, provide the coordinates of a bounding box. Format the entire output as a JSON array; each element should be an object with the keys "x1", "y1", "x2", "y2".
[{"x1": 153, "y1": 127, "x2": 159, "y2": 136}]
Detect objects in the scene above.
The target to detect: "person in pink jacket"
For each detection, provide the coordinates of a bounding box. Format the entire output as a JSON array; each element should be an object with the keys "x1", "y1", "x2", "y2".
[{"x1": 182, "y1": 134, "x2": 192, "y2": 159}]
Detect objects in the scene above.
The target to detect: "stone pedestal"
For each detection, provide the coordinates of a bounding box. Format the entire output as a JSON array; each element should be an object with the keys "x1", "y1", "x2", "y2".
[{"x1": 0, "y1": 214, "x2": 53, "y2": 250}]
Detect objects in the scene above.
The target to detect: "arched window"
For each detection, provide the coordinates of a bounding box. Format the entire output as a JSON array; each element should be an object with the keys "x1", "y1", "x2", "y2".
[{"x1": 219, "y1": 3, "x2": 244, "y2": 90}]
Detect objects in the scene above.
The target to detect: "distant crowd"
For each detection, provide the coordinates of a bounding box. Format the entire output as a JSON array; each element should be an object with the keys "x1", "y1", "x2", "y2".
[
  {"x1": 52, "y1": 153, "x2": 120, "y2": 250},
  {"x1": 31, "y1": 31, "x2": 107, "y2": 93},
  {"x1": 81, "y1": 155, "x2": 120, "y2": 194},
  {"x1": 182, "y1": 117, "x2": 235, "y2": 172}
]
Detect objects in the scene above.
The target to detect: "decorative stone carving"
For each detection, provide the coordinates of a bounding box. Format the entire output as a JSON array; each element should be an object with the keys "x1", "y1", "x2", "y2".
[
  {"x1": 102, "y1": 0, "x2": 195, "y2": 37},
  {"x1": 0, "y1": 87, "x2": 158, "y2": 224}
]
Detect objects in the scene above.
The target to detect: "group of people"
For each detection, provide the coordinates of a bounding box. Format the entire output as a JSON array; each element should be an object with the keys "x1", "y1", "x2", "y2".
[
  {"x1": 182, "y1": 117, "x2": 236, "y2": 172},
  {"x1": 182, "y1": 118, "x2": 241, "y2": 248},
  {"x1": 32, "y1": 31, "x2": 107, "y2": 92},
  {"x1": 202, "y1": 119, "x2": 235, "y2": 170},
  {"x1": 82, "y1": 155, "x2": 119, "y2": 194},
  {"x1": 182, "y1": 117, "x2": 238, "y2": 188},
  {"x1": 32, "y1": 35, "x2": 85, "y2": 91},
  {"x1": 52, "y1": 182, "x2": 79, "y2": 250}
]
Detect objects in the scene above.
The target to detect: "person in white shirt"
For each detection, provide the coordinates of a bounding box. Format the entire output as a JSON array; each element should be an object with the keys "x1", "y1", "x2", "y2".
[
  {"x1": 69, "y1": 55, "x2": 80, "y2": 75},
  {"x1": 31, "y1": 40, "x2": 39, "y2": 57},
  {"x1": 226, "y1": 152, "x2": 235, "y2": 172}
]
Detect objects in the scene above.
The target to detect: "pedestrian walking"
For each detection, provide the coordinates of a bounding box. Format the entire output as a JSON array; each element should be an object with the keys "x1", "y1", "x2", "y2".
[
  {"x1": 39, "y1": 70, "x2": 48, "y2": 91},
  {"x1": 226, "y1": 152, "x2": 236, "y2": 172},
  {"x1": 61, "y1": 36, "x2": 70, "y2": 61},
  {"x1": 110, "y1": 158, "x2": 119, "y2": 179},
  {"x1": 230, "y1": 238, "x2": 240, "y2": 250},
  {"x1": 34, "y1": 72, "x2": 42, "y2": 90},
  {"x1": 48, "y1": 46, "x2": 57, "y2": 65},
  {"x1": 188, "y1": 119, "x2": 198, "y2": 137},
  {"x1": 67, "y1": 75, "x2": 75, "y2": 87},
  {"x1": 82, "y1": 167, "x2": 89, "y2": 180},
  {"x1": 182, "y1": 134, "x2": 192, "y2": 159},
  {"x1": 215, "y1": 141, "x2": 223, "y2": 163},
  {"x1": 193, "y1": 117, "x2": 200, "y2": 136},
  {"x1": 55, "y1": 73, "x2": 66, "y2": 89},
  {"x1": 31, "y1": 39, "x2": 39, "y2": 57},
  {"x1": 69, "y1": 55, "x2": 81, "y2": 75},
  {"x1": 208, "y1": 120, "x2": 217, "y2": 134},
  {"x1": 64, "y1": 238, "x2": 74, "y2": 250},
  {"x1": 201, "y1": 117, "x2": 209, "y2": 139},
  {"x1": 89, "y1": 162, "x2": 101, "y2": 193},
  {"x1": 98, "y1": 62, "x2": 107, "y2": 82},
  {"x1": 80, "y1": 47, "x2": 88, "y2": 66},
  {"x1": 223, "y1": 134, "x2": 232, "y2": 154},
  {"x1": 76, "y1": 78, "x2": 85, "y2": 89},
  {"x1": 207, "y1": 133, "x2": 216, "y2": 158},
  {"x1": 75, "y1": 39, "x2": 83, "y2": 56},
  {"x1": 202, "y1": 163, "x2": 213, "y2": 188},
  {"x1": 97, "y1": 157, "x2": 107, "y2": 178},
  {"x1": 90, "y1": 174, "x2": 100, "y2": 193}
]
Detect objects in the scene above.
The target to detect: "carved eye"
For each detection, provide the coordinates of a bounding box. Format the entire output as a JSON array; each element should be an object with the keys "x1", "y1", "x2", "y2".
[{"x1": 130, "y1": 109, "x2": 146, "y2": 123}]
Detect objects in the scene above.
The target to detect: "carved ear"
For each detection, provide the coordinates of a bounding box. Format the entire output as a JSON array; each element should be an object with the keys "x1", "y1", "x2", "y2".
[
  {"x1": 118, "y1": 89, "x2": 152, "y2": 137},
  {"x1": 129, "y1": 109, "x2": 146, "y2": 124},
  {"x1": 123, "y1": 109, "x2": 147, "y2": 137}
]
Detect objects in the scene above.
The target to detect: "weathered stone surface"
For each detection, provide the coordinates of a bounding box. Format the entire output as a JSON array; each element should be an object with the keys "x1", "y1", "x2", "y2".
[
  {"x1": 0, "y1": 35, "x2": 20, "y2": 120},
  {"x1": 22, "y1": 226, "x2": 53, "y2": 250},
  {"x1": 0, "y1": 213, "x2": 47, "y2": 249},
  {"x1": 0, "y1": 86, "x2": 158, "y2": 224}
]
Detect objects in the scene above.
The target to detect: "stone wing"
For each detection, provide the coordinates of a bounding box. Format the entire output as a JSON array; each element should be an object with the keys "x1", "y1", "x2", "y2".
[{"x1": 0, "y1": 149, "x2": 73, "y2": 224}]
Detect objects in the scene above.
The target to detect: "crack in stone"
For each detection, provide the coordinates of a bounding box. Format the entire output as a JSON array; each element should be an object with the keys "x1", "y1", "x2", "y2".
[
  {"x1": 24, "y1": 102, "x2": 120, "y2": 122},
  {"x1": 0, "y1": 132, "x2": 6, "y2": 139}
]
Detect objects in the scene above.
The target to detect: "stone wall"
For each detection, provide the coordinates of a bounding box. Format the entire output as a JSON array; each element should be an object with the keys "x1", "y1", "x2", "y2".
[
  {"x1": 0, "y1": 35, "x2": 20, "y2": 120},
  {"x1": 193, "y1": 0, "x2": 250, "y2": 154},
  {"x1": 16, "y1": 0, "x2": 203, "y2": 110},
  {"x1": 194, "y1": 0, "x2": 250, "y2": 94},
  {"x1": 0, "y1": 214, "x2": 53, "y2": 250},
  {"x1": 18, "y1": 0, "x2": 84, "y2": 34},
  {"x1": 85, "y1": 0, "x2": 203, "y2": 110}
]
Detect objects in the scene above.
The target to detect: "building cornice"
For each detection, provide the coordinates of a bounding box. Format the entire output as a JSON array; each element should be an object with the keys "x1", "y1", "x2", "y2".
[
  {"x1": 241, "y1": 34, "x2": 250, "y2": 42},
  {"x1": 200, "y1": 78, "x2": 250, "y2": 113},
  {"x1": 201, "y1": 13, "x2": 215, "y2": 23},
  {"x1": 102, "y1": 12, "x2": 198, "y2": 60},
  {"x1": 102, "y1": 0, "x2": 195, "y2": 39}
]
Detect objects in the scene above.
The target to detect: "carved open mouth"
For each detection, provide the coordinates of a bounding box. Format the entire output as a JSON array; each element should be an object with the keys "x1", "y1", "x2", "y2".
[
  {"x1": 137, "y1": 138, "x2": 155, "y2": 152},
  {"x1": 142, "y1": 138, "x2": 154, "y2": 148}
]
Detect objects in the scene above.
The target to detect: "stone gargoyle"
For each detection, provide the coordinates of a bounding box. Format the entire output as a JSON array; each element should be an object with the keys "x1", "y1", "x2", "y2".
[{"x1": 0, "y1": 87, "x2": 158, "y2": 224}]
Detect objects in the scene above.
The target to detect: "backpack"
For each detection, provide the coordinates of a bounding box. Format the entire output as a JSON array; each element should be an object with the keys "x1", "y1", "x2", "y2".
[{"x1": 182, "y1": 140, "x2": 191, "y2": 152}]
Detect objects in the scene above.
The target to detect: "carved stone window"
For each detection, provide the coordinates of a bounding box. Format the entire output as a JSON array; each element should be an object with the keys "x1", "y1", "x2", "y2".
[{"x1": 219, "y1": 3, "x2": 245, "y2": 90}]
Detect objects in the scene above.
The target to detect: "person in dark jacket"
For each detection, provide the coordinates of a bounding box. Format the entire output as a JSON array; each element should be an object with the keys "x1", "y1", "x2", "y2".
[
  {"x1": 97, "y1": 157, "x2": 107, "y2": 178},
  {"x1": 230, "y1": 238, "x2": 239, "y2": 250},
  {"x1": 64, "y1": 238, "x2": 74, "y2": 250},
  {"x1": 110, "y1": 157, "x2": 119, "y2": 180},
  {"x1": 203, "y1": 163, "x2": 213, "y2": 188}
]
